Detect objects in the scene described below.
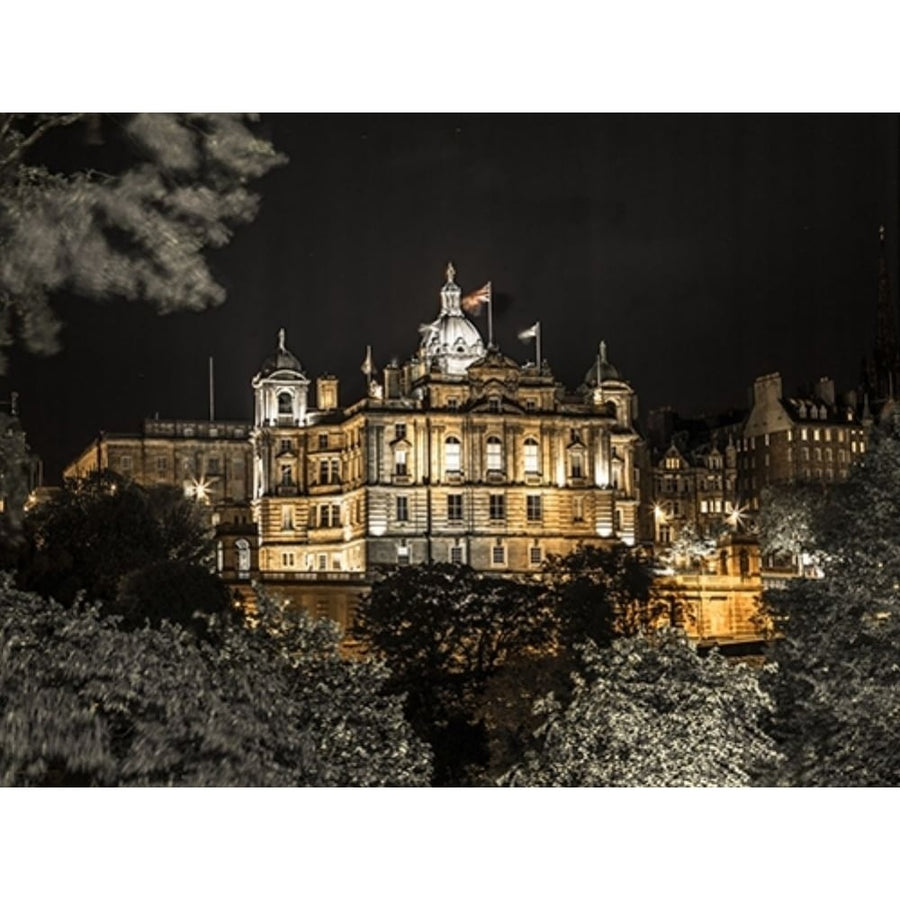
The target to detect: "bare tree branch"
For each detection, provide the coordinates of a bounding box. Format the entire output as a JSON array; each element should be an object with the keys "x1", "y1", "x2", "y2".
[{"x1": 0, "y1": 113, "x2": 84, "y2": 175}]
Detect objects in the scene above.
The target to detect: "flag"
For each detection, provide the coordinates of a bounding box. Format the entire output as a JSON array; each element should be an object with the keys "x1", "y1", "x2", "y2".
[
  {"x1": 361, "y1": 345, "x2": 374, "y2": 377},
  {"x1": 461, "y1": 282, "x2": 491, "y2": 314},
  {"x1": 518, "y1": 322, "x2": 539, "y2": 341}
]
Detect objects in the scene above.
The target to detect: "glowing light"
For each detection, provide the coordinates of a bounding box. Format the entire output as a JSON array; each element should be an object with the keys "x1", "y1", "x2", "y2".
[
  {"x1": 726, "y1": 504, "x2": 747, "y2": 529},
  {"x1": 185, "y1": 477, "x2": 213, "y2": 504},
  {"x1": 653, "y1": 504, "x2": 667, "y2": 522}
]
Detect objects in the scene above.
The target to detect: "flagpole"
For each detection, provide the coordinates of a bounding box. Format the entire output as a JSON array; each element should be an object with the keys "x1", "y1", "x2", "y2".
[
  {"x1": 536, "y1": 323, "x2": 541, "y2": 371},
  {"x1": 488, "y1": 285, "x2": 494, "y2": 348}
]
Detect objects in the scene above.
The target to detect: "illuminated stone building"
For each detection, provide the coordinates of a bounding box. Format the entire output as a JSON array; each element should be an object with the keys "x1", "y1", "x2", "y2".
[{"x1": 248, "y1": 265, "x2": 644, "y2": 624}]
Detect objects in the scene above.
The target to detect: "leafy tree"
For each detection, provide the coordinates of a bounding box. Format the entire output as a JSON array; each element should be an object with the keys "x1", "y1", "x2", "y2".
[
  {"x1": 17, "y1": 470, "x2": 216, "y2": 616},
  {"x1": 759, "y1": 418, "x2": 900, "y2": 785},
  {"x1": 352, "y1": 563, "x2": 555, "y2": 785},
  {"x1": 538, "y1": 543, "x2": 657, "y2": 650},
  {"x1": 0, "y1": 113, "x2": 285, "y2": 370},
  {"x1": 502, "y1": 630, "x2": 780, "y2": 787},
  {"x1": 0, "y1": 410, "x2": 35, "y2": 556},
  {"x1": 758, "y1": 481, "x2": 828, "y2": 566},
  {"x1": 0, "y1": 581, "x2": 431, "y2": 786}
]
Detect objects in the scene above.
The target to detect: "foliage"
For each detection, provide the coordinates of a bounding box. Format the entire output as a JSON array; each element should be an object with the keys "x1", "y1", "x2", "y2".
[
  {"x1": 0, "y1": 580, "x2": 431, "y2": 786},
  {"x1": 352, "y1": 562, "x2": 554, "y2": 785},
  {"x1": 17, "y1": 470, "x2": 216, "y2": 615},
  {"x1": 0, "y1": 411, "x2": 34, "y2": 554},
  {"x1": 0, "y1": 113, "x2": 285, "y2": 370},
  {"x1": 758, "y1": 481, "x2": 828, "y2": 563},
  {"x1": 657, "y1": 521, "x2": 720, "y2": 571},
  {"x1": 760, "y1": 418, "x2": 900, "y2": 785},
  {"x1": 503, "y1": 631, "x2": 780, "y2": 787},
  {"x1": 538, "y1": 543, "x2": 657, "y2": 648}
]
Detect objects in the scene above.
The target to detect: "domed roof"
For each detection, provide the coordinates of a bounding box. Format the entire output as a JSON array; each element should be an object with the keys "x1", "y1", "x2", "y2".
[
  {"x1": 419, "y1": 263, "x2": 486, "y2": 376},
  {"x1": 584, "y1": 340, "x2": 621, "y2": 385},
  {"x1": 257, "y1": 329, "x2": 305, "y2": 378}
]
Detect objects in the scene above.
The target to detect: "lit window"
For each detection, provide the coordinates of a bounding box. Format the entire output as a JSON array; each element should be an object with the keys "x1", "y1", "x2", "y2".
[
  {"x1": 571, "y1": 453, "x2": 584, "y2": 479},
  {"x1": 236, "y1": 539, "x2": 250, "y2": 577},
  {"x1": 524, "y1": 437, "x2": 539, "y2": 473},
  {"x1": 700, "y1": 500, "x2": 708, "y2": 513},
  {"x1": 526, "y1": 494, "x2": 542, "y2": 522},
  {"x1": 397, "y1": 544, "x2": 409, "y2": 566},
  {"x1": 801, "y1": 428, "x2": 808, "y2": 441},
  {"x1": 395, "y1": 449, "x2": 408, "y2": 476},
  {"x1": 764, "y1": 434, "x2": 770, "y2": 447},
  {"x1": 396, "y1": 496, "x2": 409, "y2": 522},
  {"x1": 492, "y1": 544, "x2": 506, "y2": 566},
  {"x1": 529, "y1": 546, "x2": 542, "y2": 566},
  {"x1": 447, "y1": 494, "x2": 463, "y2": 522},
  {"x1": 486, "y1": 436, "x2": 503, "y2": 472},
  {"x1": 445, "y1": 436, "x2": 461, "y2": 473},
  {"x1": 489, "y1": 494, "x2": 505, "y2": 521},
  {"x1": 813, "y1": 429, "x2": 820, "y2": 441}
]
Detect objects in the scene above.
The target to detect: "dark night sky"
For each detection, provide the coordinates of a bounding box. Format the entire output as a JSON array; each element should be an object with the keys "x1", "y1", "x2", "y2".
[{"x1": 4, "y1": 114, "x2": 899, "y2": 481}]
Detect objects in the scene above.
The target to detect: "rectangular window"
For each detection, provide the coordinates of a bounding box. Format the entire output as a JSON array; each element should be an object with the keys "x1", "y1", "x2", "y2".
[
  {"x1": 281, "y1": 464, "x2": 293, "y2": 486},
  {"x1": 524, "y1": 440, "x2": 539, "y2": 473},
  {"x1": 319, "y1": 505, "x2": 331, "y2": 528},
  {"x1": 801, "y1": 428, "x2": 808, "y2": 441},
  {"x1": 318, "y1": 553, "x2": 327, "y2": 570},
  {"x1": 449, "y1": 545, "x2": 463, "y2": 564},
  {"x1": 394, "y1": 449, "x2": 408, "y2": 476},
  {"x1": 280, "y1": 439, "x2": 293, "y2": 453},
  {"x1": 447, "y1": 398, "x2": 459, "y2": 410},
  {"x1": 492, "y1": 544, "x2": 506, "y2": 565},
  {"x1": 526, "y1": 494, "x2": 542, "y2": 522},
  {"x1": 331, "y1": 503, "x2": 341, "y2": 526},
  {"x1": 319, "y1": 460, "x2": 330, "y2": 484},
  {"x1": 700, "y1": 499, "x2": 708, "y2": 513},
  {"x1": 120, "y1": 454, "x2": 133, "y2": 472},
  {"x1": 281, "y1": 506, "x2": 294, "y2": 531},
  {"x1": 447, "y1": 494, "x2": 463, "y2": 522},
  {"x1": 489, "y1": 397, "x2": 501, "y2": 413},
  {"x1": 571, "y1": 455, "x2": 583, "y2": 479},
  {"x1": 207, "y1": 456, "x2": 221, "y2": 475},
  {"x1": 332, "y1": 554, "x2": 342, "y2": 571},
  {"x1": 489, "y1": 494, "x2": 505, "y2": 521},
  {"x1": 764, "y1": 434, "x2": 770, "y2": 447},
  {"x1": 330, "y1": 459, "x2": 340, "y2": 482},
  {"x1": 395, "y1": 423, "x2": 407, "y2": 441},
  {"x1": 525, "y1": 399, "x2": 536, "y2": 411},
  {"x1": 318, "y1": 434, "x2": 328, "y2": 450},
  {"x1": 396, "y1": 496, "x2": 409, "y2": 522},
  {"x1": 282, "y1": 552, "x2": 295, "y2": 568},
  {"x1": 486, "y1": 438, "x2": 503, "y2": 472},
  {"x1": 156, "y1": 457, "x2": 168, "y2": 473},
  {"x1": 397, "y1": 544, "x2": 410, "y2": 566},
  {"x1": 529, "y1": 546, "x2": 542, "y2": 566}
]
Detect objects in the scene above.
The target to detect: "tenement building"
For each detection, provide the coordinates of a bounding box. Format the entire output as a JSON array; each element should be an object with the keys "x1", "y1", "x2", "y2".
[{"x1": 66, "y1": 265, "x2": 646, "y2": 628}]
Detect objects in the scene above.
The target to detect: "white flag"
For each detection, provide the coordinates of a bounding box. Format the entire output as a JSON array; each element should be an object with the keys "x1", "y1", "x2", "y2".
[
  {"x1": 518, "y1": 322, "x2": 539, "y2": 341},
  {"x1": 361, "y1": 345, "x2": 374, "y2": 377}
]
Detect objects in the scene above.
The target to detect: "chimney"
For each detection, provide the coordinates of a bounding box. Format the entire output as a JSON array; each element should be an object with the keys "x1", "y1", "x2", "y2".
[
  {"x1": 753, "y1": 372, "x2": 783, "y2": 408},
  {"x1": 316, "y1": 375, "x2": 339, "y2": 411},
  {"x1": 384, "y1": 359, "x2": 401, "y2": 400},
  {"x1": 815, "y1": 377, "x2": 835, "y2": 407}
]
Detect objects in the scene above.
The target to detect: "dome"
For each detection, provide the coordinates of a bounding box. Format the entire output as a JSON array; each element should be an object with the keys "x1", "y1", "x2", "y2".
[
  {"x1": 419, "y1": 263, "x2": 486, "y2": 376},
  {"x1": 257, "y1": 329, "x2": 304, "y2": 378},
  {"x1": 584, "y1": 340, "x2": 621, "y2": 385}
]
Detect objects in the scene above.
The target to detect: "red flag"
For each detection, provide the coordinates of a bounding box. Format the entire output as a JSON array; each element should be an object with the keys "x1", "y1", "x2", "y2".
[{"x1": 461, "y1": 282, "x2": 491, "y2": 314}]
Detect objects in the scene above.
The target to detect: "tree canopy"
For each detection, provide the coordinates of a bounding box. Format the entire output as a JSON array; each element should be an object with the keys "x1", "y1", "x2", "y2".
[
  {"x1": 0, "y1": 113, "x2": 285, "y2": 370},
  {"x1": 503, "y1": 631, "x2": 780, "y2": 787},
  {"x1": 0, "y1": 581, "x2": 431, "y2": 786},
  {"x1": 16, "y1": 470, "x2": 220, "y2": 628},
  {"x1": 760, "y1": 416, "x2": 900, "y2": 785}
]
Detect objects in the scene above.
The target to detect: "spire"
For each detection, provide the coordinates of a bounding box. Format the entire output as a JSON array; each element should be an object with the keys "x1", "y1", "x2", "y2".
[
  {"x1": 278, "y1": 328, "x2": 286, "y2": 352},
  {"x1": 446, "y1": 261, "x2": 456, "y2": 284},
  {"x1": 873, "y1": 224, "x2": 899, "y2": 403}
]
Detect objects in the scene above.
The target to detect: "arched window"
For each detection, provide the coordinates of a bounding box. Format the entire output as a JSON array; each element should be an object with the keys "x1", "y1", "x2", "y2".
[
  {"x1": 236, "y1": 539, "x2": 251, "y2": 578},
  {"x1": 524, "y1": 437, "x2": 539, "y2": 474},
  {"x1": 486, "y1": 436, "x2": 503, "y2": 472},
  {"x1": 444, "y1": 437, "x2": 462, "y2": 472},
  {"x1": 277, "y1": 391, "x2": 292, "y2": 415},
  {"x1": 445, "y1": 436, "x2": 461, "y2": 473}
]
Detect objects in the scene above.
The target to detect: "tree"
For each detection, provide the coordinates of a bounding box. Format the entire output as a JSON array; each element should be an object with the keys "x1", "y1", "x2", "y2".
[
  {"x1": 502, "y1": 631, "x2": 780, "y2": 787},
  {"x1": 760, "y1": 417, "x2": 900, "y2": 785},
  {"x1": 0, "y1": 113, "x2": 285, "y2": 370},
  {"x1": 17, "y1": 470, "x2": 217, "y2": 618},
  {"x1": 0, "y1": 580, "x2": 431, "y2": 786},
  {"x1": 0, "y1": 410, "x2": 35, "y2": 557},
  {"x1": 538, "y1": 543, "x2": 657, "y2": 650},
  {"x1": 352, "y1": 563, "x2": 555, "y2": 785},
  {"x1": 758, "y1": 481, "x2": 828, "y2": 567}
]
